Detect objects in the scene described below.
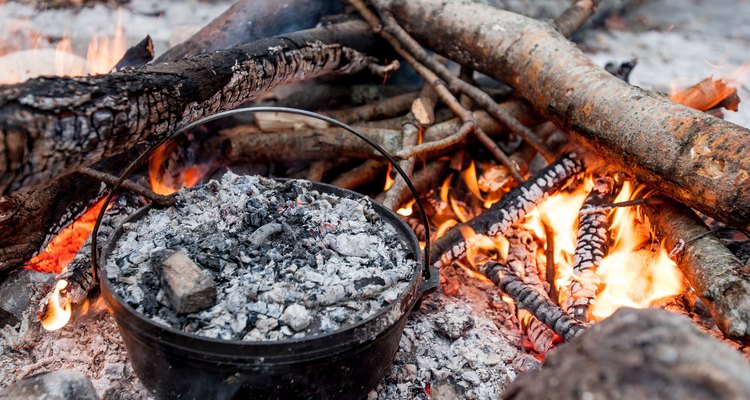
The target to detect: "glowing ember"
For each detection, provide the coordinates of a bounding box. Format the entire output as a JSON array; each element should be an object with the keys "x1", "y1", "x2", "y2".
[
  {"x1": 24, "y1": 197, "x2": 107, "y2": 274},
  {"x1": 40, "y1": 279, "x2": 72, "y2": 331},
  {"x1": 149, "y1": 142, "x2": 211, "y2": 195}
]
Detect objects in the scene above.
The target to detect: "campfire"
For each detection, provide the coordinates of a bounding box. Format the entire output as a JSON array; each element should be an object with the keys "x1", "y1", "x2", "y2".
[{"x1": 2, "y1": 0, "x2": 750, "y2": 399}]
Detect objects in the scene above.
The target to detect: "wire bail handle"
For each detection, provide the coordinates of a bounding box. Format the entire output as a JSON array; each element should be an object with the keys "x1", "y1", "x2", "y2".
[{"x1": 90, "y1": 107, "x2": 432, "y2": 286}]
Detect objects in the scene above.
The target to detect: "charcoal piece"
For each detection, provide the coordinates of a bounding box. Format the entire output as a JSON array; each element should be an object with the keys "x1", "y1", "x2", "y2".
[
  {"x1": 247, "y1": 222, "x2": 283, "y2": 246},
  {"x1": 1, "y1": 370, "x2": 99, "y2": 400},
  {"x1": 0, "y1": 269, "x2": 53, "y2": 327},
  {"x1": 160, "y1": 251, "x2": 217, "y2": 314}
]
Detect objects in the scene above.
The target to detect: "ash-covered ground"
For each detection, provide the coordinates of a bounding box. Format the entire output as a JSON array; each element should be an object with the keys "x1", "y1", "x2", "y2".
[{"x1": 106, "y1": 173, "x2": 416, "y2": 341}]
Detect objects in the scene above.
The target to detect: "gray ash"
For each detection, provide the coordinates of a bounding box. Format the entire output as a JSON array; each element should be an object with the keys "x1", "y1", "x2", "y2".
[{"x1": 105, "y1": 172, "x2": 416, "y2": 341}]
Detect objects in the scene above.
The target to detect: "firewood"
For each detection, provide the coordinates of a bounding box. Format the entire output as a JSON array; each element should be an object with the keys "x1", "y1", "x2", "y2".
[
  {"x1": 378, "y1": 0, "x2": 750, "y2": 232},
  {"x1": 329, "y1": 160, "x2": 386, "y2": 190},
  {"x1": 382, "y1": 84, "x2": 437, "y2": 211},
  {"x1": 323, "y1": 91, "x2": 419, "y2": 124},
  {"x1": 113, "y1": 35, "x2": 154, "y2": 70},
  {"x1": 0, "y1": 20, "x2": 376, "y2": 194},
  {"x1": 375, "y1": 158, "x2": 450, "y2": 208},
  {"x1": 643, "y1": 198, "x2": 750, "y2": 339},
  {"x1": 479, "y1": 260, "x2": 588, "y2": 342},
  {"x1": 429, "y1": 153, "x2": 584, "y2": 270},
  {"x1": 507, "y1": 230, "x2": 558, "y2": 353},
  {"x1": 155, "y1": 0, "x2": 340, "y2": 62},
  {"x1": 504, "y1": 308, "x2": 750, "y2": 400},
  {"x1": 567, "y1": 176, "x2": 616, "y2": 322}
]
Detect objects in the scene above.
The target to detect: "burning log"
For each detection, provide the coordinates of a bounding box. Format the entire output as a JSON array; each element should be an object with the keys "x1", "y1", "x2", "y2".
[
  {"x1": 113, "y1": 35, "x2": 154, "y2": 70},
  {"x1": 377, "y1": 0, "x2": 750, "y2": 232},
  {"x1": 429, "y1": 153, "x2": 583, "y2": 270},
  {"x1": 479, "y1": 260, "x2": 588, "y2": 342},
  {"x1": 504, "y1": 308, "x2": 750, "y2": 400},
  {"x1": 506, "y1": 230, "x2": 558, "y2": 353},
  {"x1": 643, "y1": 198, "x2": 750, "y2": 339},
  {"x1": 0, "y1": 20, "x2": 376, "y2": 194},
  {"x1": 567, "y1": 176, "x2": 616, "y2": 322}
]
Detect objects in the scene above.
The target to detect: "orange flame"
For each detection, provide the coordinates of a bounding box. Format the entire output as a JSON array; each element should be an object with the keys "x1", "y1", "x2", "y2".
[
  {"x1": 149, "y1": 142, "x2": 211, "y2": 195},
  {"x1": 24, "y1": 197, "x2": 107, "y2": 274},
  {"x1": 383, "y1": 163, "x2": 395, "y2": 191},
  {"x1": 0, "y1": 8, "x2": 126, "y2": 85},
  {"x1": 41, "y1": 280, "x2": 72, "y2": 331}
]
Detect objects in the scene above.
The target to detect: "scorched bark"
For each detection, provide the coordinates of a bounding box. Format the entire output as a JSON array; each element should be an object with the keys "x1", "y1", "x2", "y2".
[
  {"x1": 0, "y1": 21, "x2": 375, "y2": 194},
  {"x1": 377, "y1": 0, "x2": 750, "y2": 232}
]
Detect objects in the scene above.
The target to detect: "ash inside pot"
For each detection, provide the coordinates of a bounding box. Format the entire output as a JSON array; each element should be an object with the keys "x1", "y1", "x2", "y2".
[{"x1": 105, "y1": 172, "x2": 416, "y2": 341}]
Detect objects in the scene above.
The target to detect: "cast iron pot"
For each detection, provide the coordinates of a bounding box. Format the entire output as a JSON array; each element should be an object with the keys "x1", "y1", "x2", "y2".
[{"x1": 91, "y1": 108, "x2": 438, "y2": 400}]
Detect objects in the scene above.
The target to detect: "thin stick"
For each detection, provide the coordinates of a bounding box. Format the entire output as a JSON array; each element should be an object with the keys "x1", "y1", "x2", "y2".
[
  {"x1": 323, "y1": 91, "x2": 419, "y2": 124},
  {"x1": 543, "y1": 220, "x2": 558, "y2": 305},
  {"x1": 579, "y1": 198, "x2": 654, "y2": 215},
  {"x1": 79, "y1": 167, "x2": 176, "y2": 206},
  {"x1": 553, "y1": 0, "x2": 600, "y2": 37},
  {"x1": 329, "y1": 159, "x2": 386, "y2": 189},
  {"x1": 367, "y1": 59, "x2": 401, "y2": 77}
]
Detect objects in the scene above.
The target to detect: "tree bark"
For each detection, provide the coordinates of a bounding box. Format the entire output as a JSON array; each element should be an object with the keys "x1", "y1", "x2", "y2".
[
  {"x1": 0, "y1": 20, "x2": 375, "y2": 195},
  {"x1": 504, "y1": 308, "x2": 750, "y2": 400},
  {"x1": 377, "y1": 0, "x2": 750, "y2": 232},
  {"x1": 643, "y1": 198, "x2": 750, "y2": 339}
]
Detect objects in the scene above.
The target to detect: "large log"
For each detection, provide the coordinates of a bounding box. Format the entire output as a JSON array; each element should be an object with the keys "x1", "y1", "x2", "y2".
[
  {"x1": 376, "y1": 0, "x2": 750, "y2": 232},
  {"x1": 0, "y1": 20, "x2": 375, "y2": 194},
  {"x1": 643, "y1": 198, "x2": 750, "y2": 339},
  {"x1": 504, "y1": 308, "x2": 750, "y2": 400}
]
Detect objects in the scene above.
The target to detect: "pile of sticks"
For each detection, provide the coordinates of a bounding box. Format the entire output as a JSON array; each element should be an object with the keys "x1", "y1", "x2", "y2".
[{"x1": 1, "y1": 0, "x2": 750, "y2": 355}]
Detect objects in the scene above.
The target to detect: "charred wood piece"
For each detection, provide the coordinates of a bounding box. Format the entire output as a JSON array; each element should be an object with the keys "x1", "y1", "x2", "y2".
[
  {"x1": 429, "y1": 153, "x2": 583, "y2": 269},
  {"x1": 507, "y1": 230, "x2": 558, "y2": 353},
  {"x1": 643, "y1": 198, "x2": 750, "y2": 339},
  {"x1": 79, "y1": 167, "x2": 175, "y2": 206},
  {"x1": 38, "y1": 194, "x2": 142, "y2": 314},
  {"x1": 567, "y1": 176, "x2": 616, "y2": 322},
  {"x1": 0, "y1": 21, "x2": 376, "y2": 194},
  {"x1": 113, "y1": 35, "x2": 154, "y2": 70},
  {"x1": 479, "y1": 260, "x2": 589, "y2": 342}
]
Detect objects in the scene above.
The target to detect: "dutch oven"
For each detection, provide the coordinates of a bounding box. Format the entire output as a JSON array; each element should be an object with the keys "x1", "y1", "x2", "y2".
[{"x1": 91, "y1": 107, "x2": 438, "y2": 400}]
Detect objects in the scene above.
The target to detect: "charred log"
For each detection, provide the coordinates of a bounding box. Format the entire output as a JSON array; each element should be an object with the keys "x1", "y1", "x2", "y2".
[
  {"x1": 0, "y1": 20, "x2": 376, "y2": 194},
  {"x1": 429, "y1": 153, "x2": 583, "y2": 269},
  {"x1": 567, "y1": 176, "x2": 616, "y2": 322},
  {"x1": 504, "y1": 308, "x2": 750, "y2": 400},
  {"x1": 479, "y1": 260, "x2": 588, "y2": 342},
  {"x1": 378, "y1": 0, "x2": 750, "y2": 232},
  {"x1": 155, "y1": 0, "x2": 341, "y2": 62},
  {"x1": 507, "y1": 230, "x2": 558, "y2": 353},
  {"x1": 643, "y1": 198, "x2": 750, "y2": 339}
]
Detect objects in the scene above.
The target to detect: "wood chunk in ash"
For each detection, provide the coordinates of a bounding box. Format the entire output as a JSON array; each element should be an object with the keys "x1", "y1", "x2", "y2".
[
  {"x1": 160, "y1": 251, "x2": 217, "y2": 314},
  {"x1": 504, "y1": 308, "x2": 750, "y2": 400},
  {"x1": 1, "y1": 370, "x2": 99, "y2": 400},
  {"x1": 0, "y1": 269, "x2": 54, "y2": 327}
]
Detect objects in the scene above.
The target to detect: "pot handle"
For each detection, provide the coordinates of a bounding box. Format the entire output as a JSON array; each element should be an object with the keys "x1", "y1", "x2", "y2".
[{"x1": 91, "y1": 107, "x2": 433, "y2": 287}]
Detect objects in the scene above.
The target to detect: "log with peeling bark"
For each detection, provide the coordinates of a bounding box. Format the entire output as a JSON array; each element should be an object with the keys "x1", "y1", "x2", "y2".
[
  {"x1": 479, "y1": 259, "x2": 588, "y2": 342},
  {"x1": 429, "y1": 153, "x2": 583, "y2": 270},
  {"x1": 0, "y1": 20, "x2": 376, "y2": 194},
  {"x1": 377, "y1": 0, "x2": 750, "y2": 232},
  {"x1": 567, "y1": 176, "x2": 616, "y2": 322},
  {"x1": 504, "y1": 308, "x2": 750, "y2": 400},
  {"x1": 643, "y1": 198, "x2": 750, "y2": 339}
]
